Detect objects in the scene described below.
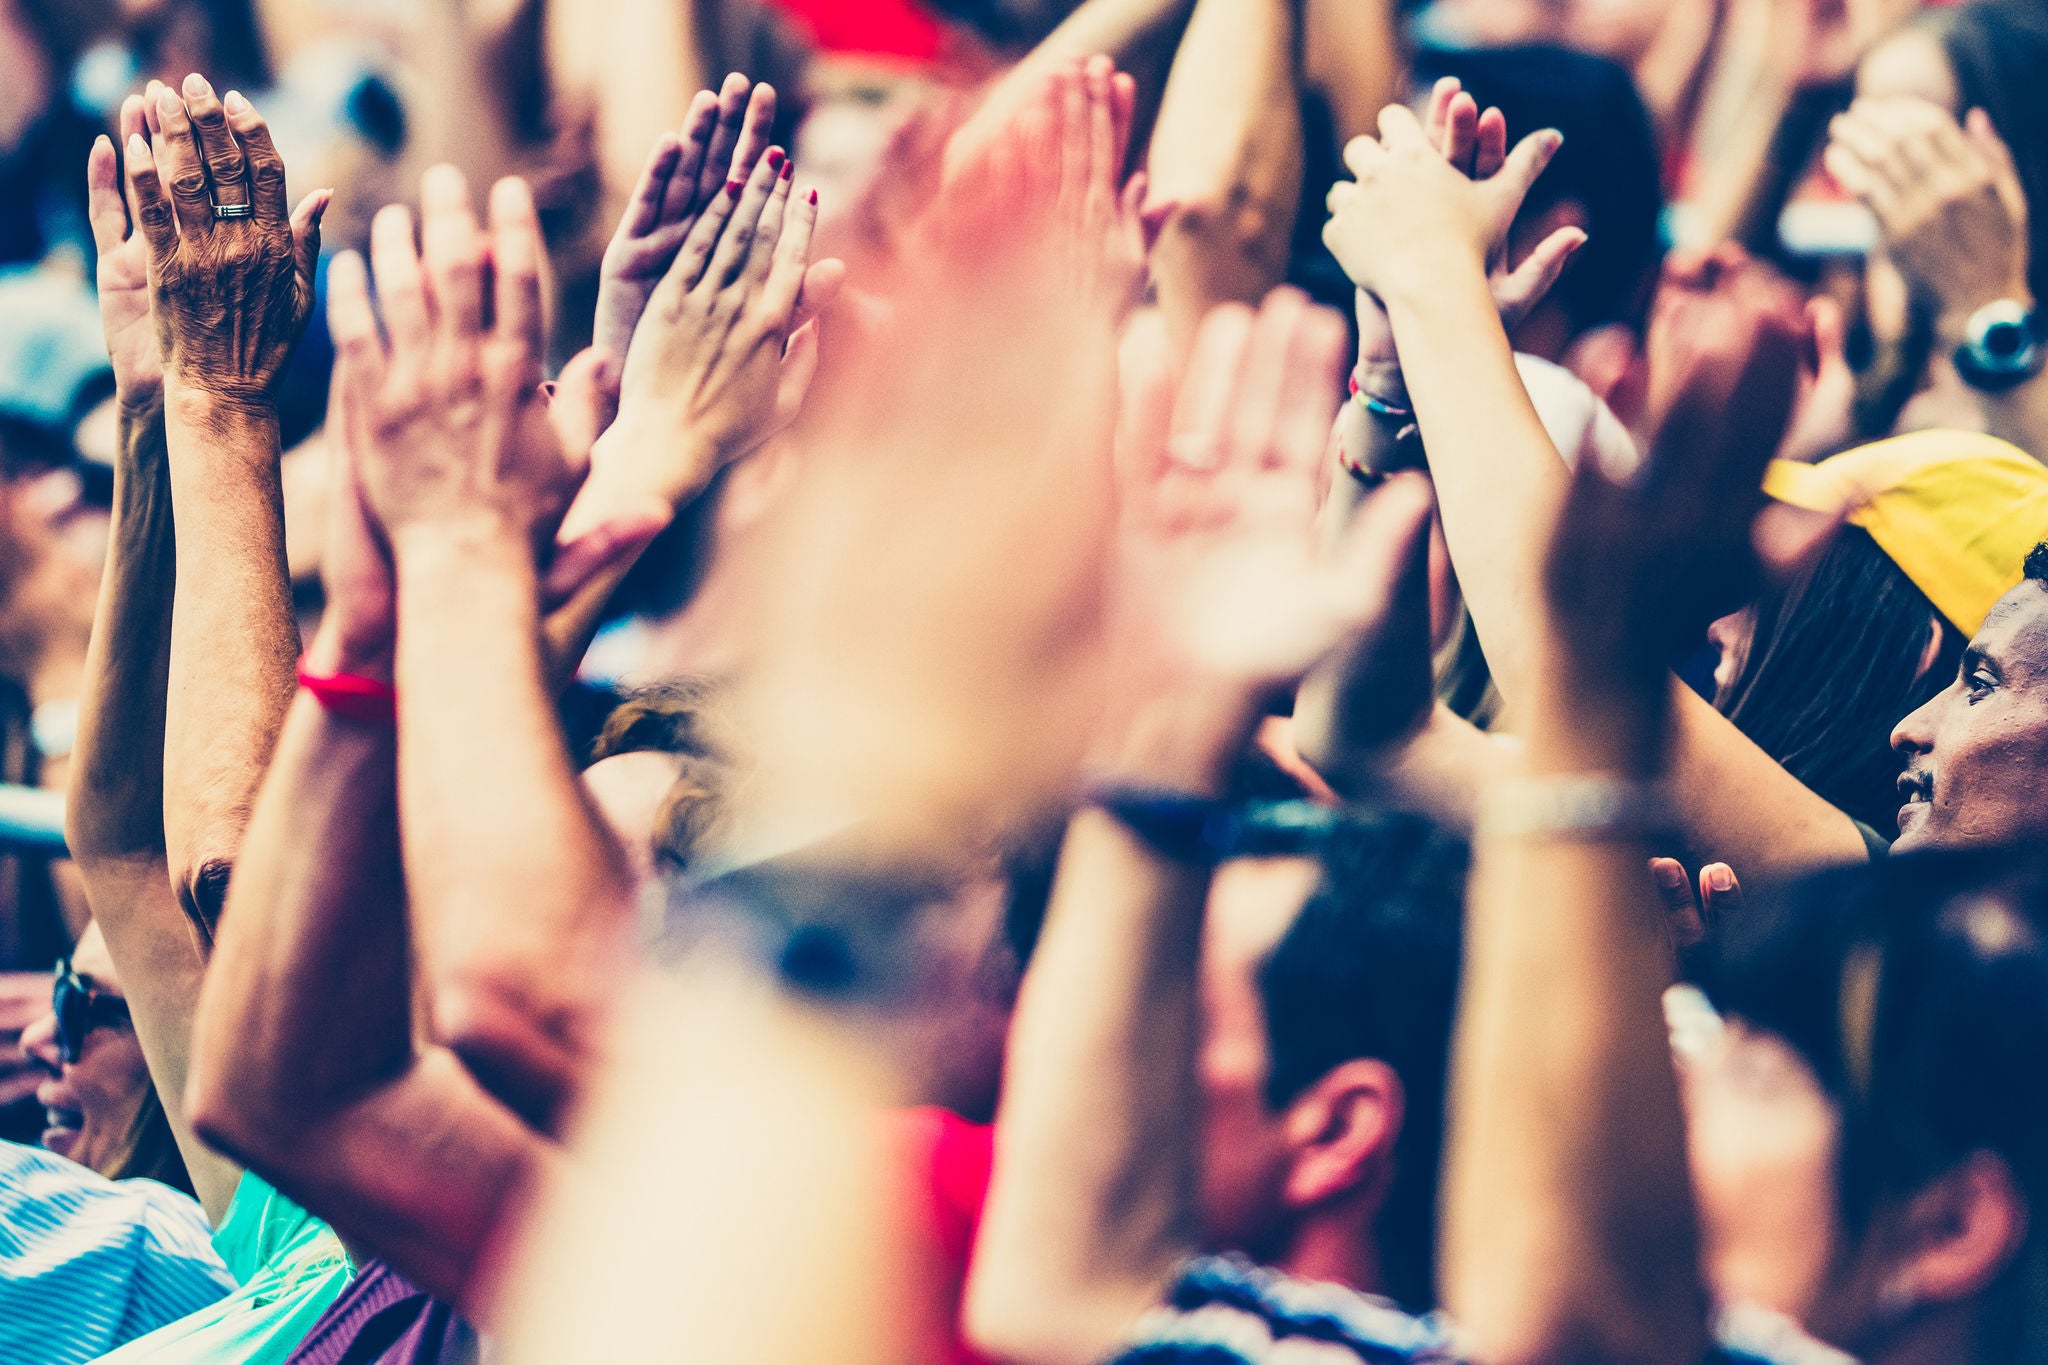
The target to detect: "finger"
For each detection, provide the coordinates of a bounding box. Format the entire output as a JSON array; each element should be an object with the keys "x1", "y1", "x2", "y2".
[
  {"x1": 1340, "y1": 134, "x2": 1388, "y2": 179},
  {"x1": 543, "y1": 502, "x2": 673, "y2": 610},
  {"x1": 657, "y1": 93, "x2": 720, "y2": 224},
  {"x1": 123, "y1": 131, "x2": 179, "y2": 262},
  {"x1": 774, "y1": 317, "x2": 821, "y2": 428},
  {"x1": 1376, "y1": 103, "x2": 1431, "y2": 152},
  {"x1": 741, "y1": 154, "x2": 796, "y2": 291},
  {"x1": 700, "y1": 145, "x2": 785, "y2": 294},
  {"x1": 152, "y1": 83, "x2": 214, "y2": 237},
  {"x1": 1497, "y1": 226, "x2": 1586, "y2": 321},
  {"x1": 1109, "y1": 69, "x2": 1137, "y2": 170},
  {"x1": 325, "y1": 250, "x2": 388, "y2": 381},
  {"x1": 141, "y1": 80, "x2": 165, "y2": 139},
  {"x1": 1651, "y1": 858, "x2": 1708, "y2": 950},
  {"x1": 118, "y1": 95, "x2": 148, "y2": 223},
  {"x1": 1272, "y1": 303, "x2": 1350, "y2": 480},
  {"x1": 1826, "y1": 114, "x2": 1906, "y2": 193},
  {"x1": 664, "y1": 168, "x2": 743, "y2": 296},
  {"x1": 726, "y1": 81, "x2": 779, "y2": 186},
  {"x1": 1056, "y1": 61, "x2": 1089, "y2": 208},
  {"x1": 1492, "y1": 128, "x2": 1563, "y2": 211},
  {"x1": 1475, "y1": 106, "x2": 1508, "y2": 180},
  {"x1": 86, "y1": 136, "x2": 128, "y2": 256},
  {"x1": 1169, "y1": 303, "x2": 1257, "y2": 466},
  {"x1": 793, "y1": 253, "x2": 845, "y2": 329},
  {"x1": 370, "y1": 202, "x2": 430, "y2": 355},
  {"x1": 1966, "y1": 107, "x2": 2028, "y2": 217},
  {"x1": 1442, "y1": 91, "x2": 1479, "y2": 176},
  {"x1": 1699, "y1": 863, "x2": 1744, "y2": 931},
  {"x1": 289, "y1": 189, "x2": 331, "y2": 295},
  {"x1": 1114, "y1": 310, "x2": 1178, "y2": 491},
  {"x1": 694, "y1": 73, "x2": 754, "y2": 207},
  {"x1": 1085, "y1": 56, "x2": 1116, "y2": 202},
  {"x1": 180, "y1": 73, "x2": 249, "y2": 210},
  {"x1": 760, "y1": 174, "x2": 815, "y2": 320},
  {"x1": 489, "y1": 176, "x2": 548, "y2": 368},
  {"x1": 1423, "y1": 77, "x2": 1460, "y2": 147},
  {"x1": 1330, "y1": 472, "x2": 1437, "y2": 625},
  {"x1": 1822, "y1": 143, "x2": 1900, "y2": 219},
  {"x1": 545, "y1": 346, "x2": 614, "y2": 470},
  {"x1": 620, "y1": 132, "x2": 683, "y2": 239},
  {"x1": 421, "y1": 164, "x2": 487, "y2": 341},
  {"x1": 221, "y1": 88, "x2": 292, "y2": 223},
  {"x1": 1229, "y1": 288, "x2": 1310, "y2": 468}
]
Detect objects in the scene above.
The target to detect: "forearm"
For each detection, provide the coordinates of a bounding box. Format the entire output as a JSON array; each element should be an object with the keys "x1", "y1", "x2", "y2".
[
  {"x1": 969, "y1": 703, "x2": 1239, "y2": 1365},
  {"x1": 67, "y1": 399, "x2": 175, "y2": 866},
  {"x1": 161, "y1": 391, "x2": 300, "y2": 929},
  {"x1": 1303, "y1": 0, "x2": 1403, "y2": 146},
  {"x1": 1442, "y1": 671, "x2": 1708, "y2": 1365},
  {"x1": 188, "y1": 687, "x2": 408, "y2": 1174},
  {"x1": 1145, "y1": 0, "x2": 1303, "y2": 350},
  {"x1": 394, "y1": 526, "x2": 635, "y2": 1125}
]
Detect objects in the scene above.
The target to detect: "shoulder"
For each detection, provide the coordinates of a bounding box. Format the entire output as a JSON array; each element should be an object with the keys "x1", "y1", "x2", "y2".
[{"x1": 1108, "y1": 1255, "x2": 1446, "y2": 1365}]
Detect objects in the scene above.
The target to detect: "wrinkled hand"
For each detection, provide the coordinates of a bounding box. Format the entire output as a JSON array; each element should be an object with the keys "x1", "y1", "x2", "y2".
[
  {"x1": 592, "y1": 75, "x2": 777, "y2": 371},
  {"x1": 87, "y1": 97, "x2": 165, "y2": 405},
  {"x1": 1326, "y1": 102, "x2": 1563, "y2": 317},
  {"x1": 125, "y1": 75, "x2": 327, "y2": 408},
  {"x1": 1114, "y1": 289, "x2": 1438, "y2": 706},
  {"x1": 1353, "y1": 79, "x2": 1585, "y2": 375},
  {"x1": 578, "y1": 141, "x2": 826, "y2": 534},
  {"x1": 329, "y1": 168, "x2": 578, "y2": 549},
  {"x1": 1826, "y1": 98, "x2": 2031, "y2": 337}
]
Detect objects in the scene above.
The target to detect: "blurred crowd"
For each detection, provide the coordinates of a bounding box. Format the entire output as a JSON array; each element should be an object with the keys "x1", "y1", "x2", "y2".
[{"x1": 4, "y1": 0, "x2": 2048, "y2": 1362}]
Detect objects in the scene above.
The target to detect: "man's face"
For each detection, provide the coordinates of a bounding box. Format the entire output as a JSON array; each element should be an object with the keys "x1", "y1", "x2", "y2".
[
  {"x1": 1193, "y1": 857, "x2": 1321, "y2": 1255},
  {"x1": 1892, "y1": 582, "x2": 2048, "y2": 851}
]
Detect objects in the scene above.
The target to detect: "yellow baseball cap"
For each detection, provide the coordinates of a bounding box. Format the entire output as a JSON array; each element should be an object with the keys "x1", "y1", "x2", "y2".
[{"x1": 1764, "y1": 432, "x2": 2048, "y2": 635}]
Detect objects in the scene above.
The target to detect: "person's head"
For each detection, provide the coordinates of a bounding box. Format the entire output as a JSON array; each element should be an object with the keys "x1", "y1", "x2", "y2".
[
  {"x1": 1713, "y1": 525, "x2": 1963, "y2": 838},
  {"x1": 17, "y1": 921, "x2": 190, "y2": 1193},
  {"x1": 1193, "y1": 813, "x2": 1468, "y2": 1311},
  {"x1": 1408, "y1": 45, "x2": 1664, "y2": 366},
  {"x1": 1687, "y1": 849, "x2": 2048, "y2": 1364},
  {"x1": 1891, "y1": 545, "x2": 2048, "y2": 852}
]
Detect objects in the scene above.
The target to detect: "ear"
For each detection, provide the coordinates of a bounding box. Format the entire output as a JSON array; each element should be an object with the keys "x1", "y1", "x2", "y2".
[
  {"x1": 1890, "y1": 1151, "x2": 2029, "y2": 1309},
  {"x1": 1277, "y1": 1058, "x2": 1404, "y2": 1212}
]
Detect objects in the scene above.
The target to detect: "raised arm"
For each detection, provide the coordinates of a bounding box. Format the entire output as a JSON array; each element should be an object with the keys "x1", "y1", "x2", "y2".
[
  {"x1": 1143, "y1": 0, "x2": 1303, "y2": 352},
  {"x1": 67, "y1": 100, "x2": 242, "y2": 1224},
  {"x1": 132, "y1": 75, "x2": 326, "y2": 933},
  {"x1": 1439, "y1": 295, "x2": 1803, "y2": 1365},
  {"x1": 187, "y1": 324, "x2": 559, "y2": 1311},
  {"x1": 1323, "y1": 101, "x2": 1869, "y2": 876},
  {"x1": 968, "y1": 290, "x2": 1435, "y2": 1365}
]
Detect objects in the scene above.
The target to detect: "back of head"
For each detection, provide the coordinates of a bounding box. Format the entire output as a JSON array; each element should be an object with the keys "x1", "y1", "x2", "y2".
[
  {"x1": 1257, "y1": 813, "x2": 1469, "y2": 1311},
  {"x1": 1703, "y1": 848, "x2": 2048, "y2": 1363},
  {"x1": 1409, "y1": 43, "x2": 1665, "y2": 337},
  {"x1": 1943, "y1": 0, "x2": 2048, "y2": 306}
]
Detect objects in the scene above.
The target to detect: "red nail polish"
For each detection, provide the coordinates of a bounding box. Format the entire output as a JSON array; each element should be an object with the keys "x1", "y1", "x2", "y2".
[
  {"x1": 807, "y1": 188, "x2": 818, "y2": 206},
  {"x1": 726, "y1": 179, "x2": 743, "y2": 196},
  {"x1": 779, "y1": 158, "x2": 794, "y2": 182},
  {"x1": 766, "y1": 147, "x2": 786, "y2": 171}
]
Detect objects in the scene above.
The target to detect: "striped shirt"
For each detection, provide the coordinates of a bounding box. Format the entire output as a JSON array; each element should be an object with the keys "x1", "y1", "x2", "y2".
[{"x1": 0, "y1": 1139, "x2": 232, "y2": 1365}]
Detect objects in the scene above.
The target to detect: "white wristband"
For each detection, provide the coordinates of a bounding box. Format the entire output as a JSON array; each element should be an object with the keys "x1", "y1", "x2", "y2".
[{"x1": 1477, "y1": 774, "x2": 1677, "y2": 843}]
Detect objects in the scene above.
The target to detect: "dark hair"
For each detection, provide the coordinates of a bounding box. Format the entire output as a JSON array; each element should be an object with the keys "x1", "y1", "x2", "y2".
[
  {"x1": 1716, "y1": 526, "x2": 1965, "y2": 837},
  {"x1": 1944, "y1": 0, "x2": 2048, "y2": 308},
  {"x1": 1255, "y1": 813, "x2": 1468, "y2": 1312},
  {"x1": 1409, "y1": 44, "x2": 1665, "y2": 335},
  {"x1": 2026, "y1": 541, "x2": 2048, "y2": 586},
  {"x1": 1702, "y1": 848, "x2": 2048, "y2": 1365},
  {"x1": 586, "y1": 678, "x2": 736, "y2": 873}
]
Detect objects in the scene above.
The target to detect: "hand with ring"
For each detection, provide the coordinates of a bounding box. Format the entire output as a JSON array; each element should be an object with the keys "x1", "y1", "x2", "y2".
[{"x1": 125, "y1": 74, "x2": 329, "y2": 412}]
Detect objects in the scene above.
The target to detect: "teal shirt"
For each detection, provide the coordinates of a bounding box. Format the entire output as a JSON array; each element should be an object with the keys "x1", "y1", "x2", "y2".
[{"x1": 92, "y1": 1173, "x2": 353, "y2": 1364}]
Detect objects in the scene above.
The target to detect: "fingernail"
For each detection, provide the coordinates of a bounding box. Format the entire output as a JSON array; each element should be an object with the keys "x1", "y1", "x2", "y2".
[
  {"x1": 1655, "y1": 864, "x2": 1687, "y2": 889},
  {"x1": 1708, "y1": 866, "x2": 1735, "y2": 893},
  {"x1": 182, "y1": 72, "x2": 208, "y2": 98},
  {"x1": 127, "y1": 132, "x2": 149, "y2": 159},
  {"x1": 726, "y1": 179, "x2": 743, "y2": 196},
  {"x1": 780, "y1": 157, "x2": 794, "y2": 182},
  {"x1": 157, "y1": 86, "x2": 181, "y2": 118},
  {"x1": 94, "y1": 133, "x2": 110, "y2": 153},
  {"x1": 807, "y1": 188, "x2": 818, "y2": 206},
  {"x1": 223, "y1": 90, "x2": 247, "y2": 115},
  {"x1": 766, "y1": 147, "x2": 786, "y2": 171}
]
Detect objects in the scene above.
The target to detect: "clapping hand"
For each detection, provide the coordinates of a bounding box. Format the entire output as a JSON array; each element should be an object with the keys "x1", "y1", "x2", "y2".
[{"x1": 123, "y1": 75, "x2": 328, "y2": 411}]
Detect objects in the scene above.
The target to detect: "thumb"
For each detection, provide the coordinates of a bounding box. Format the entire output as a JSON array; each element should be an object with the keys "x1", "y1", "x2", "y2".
[
  {"x1": 548, "y1": 347, "x2": 619, "y2": 467},
  {"x1": 775, "y1": 318, "x2": 822, "y2": 429},
  {"x1": 794, "y1": 258, "x2": 848, "y2": 330},
  {"x1": 1699, "y1": 862, "x2": 1744, "y2": 933},
  {"x1": 290, "y1": 188, "x2": 333, "y2": 296},
  {"x1": 542, "y1": 500, "x2": 673, "y2": 610},
  {"x1": 1493, "y1": 128, "x2": 1564, "y2": 217},
  {"x1": 1497, "y1": 225, "x2": 1586, "y2": 326},
  {"x1": 1651, "y1": 858, "x2": 1708, "y2": 950}
]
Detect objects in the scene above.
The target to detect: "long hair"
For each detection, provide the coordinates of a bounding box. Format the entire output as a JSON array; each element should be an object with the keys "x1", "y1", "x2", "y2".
[
  {"x1": 102, "y1": 1081, "x2": 194, "y2": 1197},
  {"x1": 1715, "y1": 526, "x2": 1963, "y2": 838},
  {"x1": 1703, "y1": 849, "x2": 2048, "y2": 1365}
]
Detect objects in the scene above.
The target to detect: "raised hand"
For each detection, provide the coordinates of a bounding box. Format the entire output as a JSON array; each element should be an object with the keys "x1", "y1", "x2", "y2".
[
  {"x1": 328, "y1": 168, "x2": 579, "y2": 550},
  {"x1": 592, "y1": 75, "x2": 778, "y2": 369},
  {"x1": 1825, "y1": 97, "x2": 2032, "y2": 338},
  {"x1": 576, "y1": 138, "x2": 825, "y2": 531},
  {"x1": 1112, "y1": 289, "x2": 1436, "y2": 711},
  {"x1": 1324, "y1": 102, "x2": 1563, "y2": 319},
  {"x1": 123, "y1": 75, "x2": 328, "y2": 410},
  {"x1": 87, "y1": 97, "x2": 164, "y2": 405}
]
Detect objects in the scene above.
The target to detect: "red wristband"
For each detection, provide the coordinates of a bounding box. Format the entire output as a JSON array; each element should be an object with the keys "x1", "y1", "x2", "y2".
[{"x1": 297, "y1": 663, "x2": 397, "y2": 726}]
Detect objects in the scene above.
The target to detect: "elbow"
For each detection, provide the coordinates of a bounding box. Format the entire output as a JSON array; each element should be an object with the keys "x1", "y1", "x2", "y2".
[
  {"x1": 170, "y1": 854, "x2": 236, "y2": 944},
  {"x1": 1153, "y1": 187, "x2": 1296, "y2": 291},
  {"x1": 432, "y1": 977, "x2": 580, "y2": 1133},
  {"x1": 963, "y1": 1246, "x2": 1156, "y2": 1365}
]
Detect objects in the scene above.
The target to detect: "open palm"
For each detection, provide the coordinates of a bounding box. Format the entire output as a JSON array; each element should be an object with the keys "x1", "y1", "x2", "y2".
[{"x1": 87, "y1": 102, "x2": 163, "y2": 399}]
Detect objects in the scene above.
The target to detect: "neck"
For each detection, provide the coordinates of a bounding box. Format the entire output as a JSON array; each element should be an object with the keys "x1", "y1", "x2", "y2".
[{"x1": 1271, "y1": 1207, "x2": 1386, "y2": 1302}]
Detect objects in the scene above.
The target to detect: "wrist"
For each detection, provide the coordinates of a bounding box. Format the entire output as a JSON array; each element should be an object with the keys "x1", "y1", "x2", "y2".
[
  {"x1": 589, "y1": 414, "x2": 723, "y2": 508},
  {"x1": 1093, "y1": 686, "x2": 1260, "y2": 796},
  {"x1": 1352, "y1": 358, "x2": 1410, "y2": 410},
  {"x1": 162, "y1": 381, "x2": 280, "y2": 441},
  {"x1": 390, "y1": 518, "x2": 540, "y2": 586},
  {"x1": 303, "y1": 621, "x2": 394, "y2": 686}
]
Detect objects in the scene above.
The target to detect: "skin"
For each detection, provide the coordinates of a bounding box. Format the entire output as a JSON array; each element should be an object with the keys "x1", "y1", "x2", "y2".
[
  {"x1": 1892, "y1": 581, "x2": 2048, "y2": 852},
  {"x1": 19, "y1": 924, "x2": 151, "y2": 1175}
]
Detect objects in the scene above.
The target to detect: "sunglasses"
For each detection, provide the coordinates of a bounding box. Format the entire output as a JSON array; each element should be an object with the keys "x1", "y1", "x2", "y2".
[{"x1": 52, "y1": 959, "x2": 131, "y2": 1065}]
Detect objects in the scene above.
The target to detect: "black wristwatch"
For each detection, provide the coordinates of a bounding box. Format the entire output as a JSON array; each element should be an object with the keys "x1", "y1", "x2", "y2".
[{"x1": 1953, "y1": 300, "x2": 2045, "y2": 393}]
